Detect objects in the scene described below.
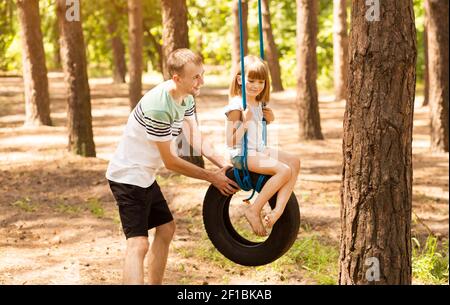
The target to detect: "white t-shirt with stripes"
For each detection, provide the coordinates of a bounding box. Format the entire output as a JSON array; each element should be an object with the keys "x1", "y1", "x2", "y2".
[{"x1": 106, "y1": 81, "x2": 195, "y2": 188}]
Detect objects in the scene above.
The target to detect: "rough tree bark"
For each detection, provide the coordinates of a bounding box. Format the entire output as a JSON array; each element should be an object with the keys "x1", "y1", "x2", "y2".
[
  {"x1": 17, "y1": 0, "x2": 52, "y2": 126},
  {"x1": 161, "y1": 0, "x2": 189, "y2": 80},
  {"x1": 127, "y1": 0, "x2": 143, "y2": 109},
  {"x1": 161, "y1": 0, "x2": 203, "y2": 168},
  {"x1": 107, "y1": 1, "x2": 127, "y2": 84},
  {"x1": 57, "y1": 0, "x2": 96, "y2": 157},
  {"x1": 339, "y1": 0, "x2": 417, "y2": 284},
  {"x1": 296, "y1": 0, "x2": 323, "y2": 140}
]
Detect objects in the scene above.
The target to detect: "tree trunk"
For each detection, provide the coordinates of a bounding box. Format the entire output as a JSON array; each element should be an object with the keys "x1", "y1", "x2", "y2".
[
  {"x1": 232, "y1": 0, "x2": 248, "y2": 75},
  {"x1": 52, "y1": 14, "x2": 62, "y2": 70},
  {"x1": 422, "y1": 18, "x2": 429, "y2": 107},
  {"x1": 16, "y1": 0, "x2": 52, "y2": 126},
  {"x1": 296, "y1": 0, "x2": 323, "y2": 140},
  {"x1": 261, "y1": 0, "x2": 283, "y2": 92},
  {"x1": 425, "y1": 0, "x2": 449, "y2": 152},
  {"x1": 333, "y1": 0, "x2": 348, "y2": 101},
  {"x1": 339, "y1": 0, "x2": 416, "y2": 285},
  {"x1": 127, "y1": 0, "x2": 143, "y2": 109},
  {"x1": 160, "y1": 0, "x2": 203, "y2": 168},
  {"x1": 108, "y1": 21, "x2": 127, "y2": 84},
  {"x1": 57, "y1": 0, "x2": 96, "y2": 157},
  {"x1": 161, "y1": 0, "x2": 189, "y2": 80}
]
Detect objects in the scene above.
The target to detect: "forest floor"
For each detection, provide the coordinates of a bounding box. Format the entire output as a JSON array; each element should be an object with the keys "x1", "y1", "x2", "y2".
[{"x1": 0, "y1": 72, "x2": 448, "y2": 284}]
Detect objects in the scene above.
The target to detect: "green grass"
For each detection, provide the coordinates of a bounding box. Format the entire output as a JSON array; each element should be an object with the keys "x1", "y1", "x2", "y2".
[
  {"x1": 55, "y1": 202, "x2": 82, "y2": 215},
  {"x1": 194, "y1": 237, "x2": 237, "y2": 269},
  {"x1": 11, "y1": 197, "x2": 37, "y2": 212},
  {"x1": 412, "y1": 235, "x2": 449, "y2": 285},
  {"x1": 86, "y1": 197, "x2": 105, "y2": 218},
  {"x1": 194, "y1": 215, "x2": 339, "y2": 284},
  {"x1": 231, "y1": 218, "x2": 268, "y2": 243},
  {"x1": 274, "y1": 234, "x2": 339, "y2": 284}
]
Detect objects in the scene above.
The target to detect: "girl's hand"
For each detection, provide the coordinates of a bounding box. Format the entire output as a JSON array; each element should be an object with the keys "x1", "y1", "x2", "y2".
[{"x1": 263, "y1": 107, "x2": 275, "y2": 123}]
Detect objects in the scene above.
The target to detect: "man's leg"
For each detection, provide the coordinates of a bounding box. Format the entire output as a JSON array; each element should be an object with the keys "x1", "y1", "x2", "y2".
[
  {"x1": 123, "y1": 236, "x2": 149, "y2": 284},
  {"x1": 147, "y1": 220, "x2": 176, "y2": 284}
]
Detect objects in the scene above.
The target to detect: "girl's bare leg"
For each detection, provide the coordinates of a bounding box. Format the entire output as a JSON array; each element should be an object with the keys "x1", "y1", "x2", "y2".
[
  {"x1": 263, "y1": 148, "x2": 301, "y2": 228},
  {"x1": 244, "y1": 152, "x2": 291, "y2": 236}
]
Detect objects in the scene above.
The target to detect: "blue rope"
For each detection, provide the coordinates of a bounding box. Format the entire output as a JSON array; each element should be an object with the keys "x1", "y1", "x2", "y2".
[
  {"x1": 258, "y1": 0, "x2": 264, "y2": 60},
  {"x1": 233, "y1": 0, "x2": 267, "y2": 202},
  {"x1": 257, "y1": 0, "x2": 268, "y2": 146}
]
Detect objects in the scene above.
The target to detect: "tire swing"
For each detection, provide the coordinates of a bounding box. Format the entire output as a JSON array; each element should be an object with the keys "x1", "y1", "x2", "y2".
[{"x1": 202, "y1": 0, "x2": 300, "y2": 266}]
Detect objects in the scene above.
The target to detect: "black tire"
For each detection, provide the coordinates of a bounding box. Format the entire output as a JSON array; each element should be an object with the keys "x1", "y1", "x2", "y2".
[{"x1": 202, "y1": 168, "x2": 300, "y2": 266}]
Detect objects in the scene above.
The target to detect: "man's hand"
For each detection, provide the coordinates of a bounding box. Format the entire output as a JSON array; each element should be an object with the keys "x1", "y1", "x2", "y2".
[
  {"x1": 210, "y1": 166, "x2": 240, "y2": 196},
  {"x1": 262, "y1": 107, "x2": 275, "y2": 123}
]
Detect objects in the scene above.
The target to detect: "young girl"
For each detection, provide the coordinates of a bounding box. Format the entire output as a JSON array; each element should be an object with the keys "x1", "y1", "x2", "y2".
[{"x1": 224, "y1": 55, "x2": 301, "y2": 236}]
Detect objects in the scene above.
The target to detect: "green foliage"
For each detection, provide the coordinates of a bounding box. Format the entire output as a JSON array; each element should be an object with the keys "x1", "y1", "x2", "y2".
[
  {"x1": 0, "y1": 0, "x2": 427, "y2": 90},
  {"x1": 39, "y1": 0, "x2": 60, "y2": 71},
  {"x1": 142, "y1": 0, "x2": 163, "y2": 73},
  {"x1": 412, "y1": 235, "x2": 449, "y2": 284},
  {"x1": 80, "y1": 0, "x2": 127, "y2": 76},
  {"x1": 0, "y1": 0, "x2": 19, "y2": 71},
  {"x1": 260, "y1": 0, "x2": 296, "y2": 88},
  {"x1": 317, "y1": 1, "x2": 334, "y2": 90},
  {"x1": 187, "y1": 0, "x2": 233, "y2": 67},
  {"x1": 413, "y1": 0, "x2": 426, "y2": 86}
]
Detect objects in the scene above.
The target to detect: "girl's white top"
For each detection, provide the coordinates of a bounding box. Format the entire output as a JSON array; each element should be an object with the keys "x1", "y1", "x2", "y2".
[{"x1": 224, "y1": 96, "x2": 266, "y2": 159}]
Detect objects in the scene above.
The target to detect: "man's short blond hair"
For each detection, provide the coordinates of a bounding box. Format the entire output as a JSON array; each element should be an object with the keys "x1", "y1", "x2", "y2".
[{"x1": 167, "y1": 48, "x2": 203, "y2": 77}]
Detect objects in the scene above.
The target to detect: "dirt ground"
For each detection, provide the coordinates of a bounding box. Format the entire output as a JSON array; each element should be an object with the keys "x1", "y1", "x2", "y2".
[{"x1": 0, "y1": 72, "x2": 448, "y2": 284}]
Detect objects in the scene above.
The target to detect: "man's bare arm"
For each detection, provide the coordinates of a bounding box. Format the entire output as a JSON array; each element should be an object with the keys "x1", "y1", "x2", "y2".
[
  {"x1": 155, "y1": 140, "x2": 238, "y2": 195},
  {"x1": 182, "y1": 119, "x2": 230, "y2": 168}
]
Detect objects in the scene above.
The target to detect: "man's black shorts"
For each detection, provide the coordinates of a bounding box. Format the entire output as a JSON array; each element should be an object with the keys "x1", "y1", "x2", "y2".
[{"x1": 108, "y1": 179, "x2": 173, "y2": 239}]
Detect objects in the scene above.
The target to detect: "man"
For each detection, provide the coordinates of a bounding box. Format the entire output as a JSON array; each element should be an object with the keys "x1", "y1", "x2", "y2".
[{"x1": 106, "y1": 48, "x2": 239, "y2": 284}]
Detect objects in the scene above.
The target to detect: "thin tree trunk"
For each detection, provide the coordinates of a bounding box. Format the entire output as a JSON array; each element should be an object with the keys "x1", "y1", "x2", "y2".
[
  {"x1": 57, "y1": 0, "x2": 96, "y2": 157},
  {"x1": 422, "y1": 17, "x2": 429, "y2": 107},
  {"x1": 127, "y1": 0, "x2": 143, "y2": 109},
  {"x1": 339, "y1": 0, "x2": 416, "y2": 284},
  {"x1": 161, "y1": 0, "x2": 189, "y2": 80},
  {"x1": 52, "y1": 14, "x2": 62, "y2": 70},
  {"x1": 16, "y1": 0, "x2": 52, "y2": 126},
  {"x1": 333, "y1": 0, "x2": 348, "y2": 101},
  {"x1": 296, "y1": 0, "x2": 323, "y2": 140},
  {"x1": 108, "y1": 21, "x2": 126, "y2": 84},
  {"x1": 261, "y1": 0, "x2": 283, "y2": 92},
  {"x1": 232, "y1": 0, "x2": 248, "y2": 75},
  {"x1": 425, "y1": 0, "x2": 449, "y2": 152},
  {"x1": 161, "y1": 0, "x2": 203, "y2": 168}
]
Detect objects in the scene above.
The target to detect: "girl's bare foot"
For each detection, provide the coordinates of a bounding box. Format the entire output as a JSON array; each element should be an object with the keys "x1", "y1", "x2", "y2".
[
  {"x1": 244, "y1": 206, "x2": 267, "y2": 236},
  {"x1": 264, "y1": 210, "x2": 283, "y2": 228}
]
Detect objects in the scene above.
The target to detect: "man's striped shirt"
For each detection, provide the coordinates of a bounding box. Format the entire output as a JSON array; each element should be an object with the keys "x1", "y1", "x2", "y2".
[{"x1": 106, "y1": 80, "x2": 196, "y2": 188}]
